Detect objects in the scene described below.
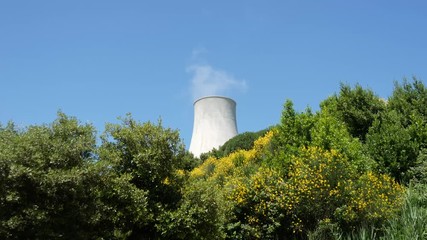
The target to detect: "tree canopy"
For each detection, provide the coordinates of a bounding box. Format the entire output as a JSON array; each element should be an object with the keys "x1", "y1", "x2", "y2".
[{"x1": 1, "y1": 78, "x2": 427, "y2": 239}]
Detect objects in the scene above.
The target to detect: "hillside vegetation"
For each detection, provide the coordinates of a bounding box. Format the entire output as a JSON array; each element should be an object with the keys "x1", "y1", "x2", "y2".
[{"x1": 1, "y1": 78, "x2": 427, "y2": 239}]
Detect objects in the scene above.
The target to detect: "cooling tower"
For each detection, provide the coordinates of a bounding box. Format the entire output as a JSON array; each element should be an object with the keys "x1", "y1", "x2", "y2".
[{"x1": 189, "y1": 96, "x2": 238, "y2": 157}]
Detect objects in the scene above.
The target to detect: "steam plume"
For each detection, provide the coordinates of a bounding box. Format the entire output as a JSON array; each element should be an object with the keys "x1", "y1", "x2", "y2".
[{"x1": 187, "y1": 64, "x2": 247, "y2": 100}]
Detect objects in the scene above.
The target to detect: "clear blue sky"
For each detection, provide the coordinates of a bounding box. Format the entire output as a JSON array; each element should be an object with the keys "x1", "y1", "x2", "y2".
[{"x1": 1, "y1": 1, "x2": 426, "y2": 147}]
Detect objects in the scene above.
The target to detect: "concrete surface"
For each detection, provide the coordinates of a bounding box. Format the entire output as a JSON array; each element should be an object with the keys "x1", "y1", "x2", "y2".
[{"x1": 189, "y1": 96, "x2": 238, "y2": 157}]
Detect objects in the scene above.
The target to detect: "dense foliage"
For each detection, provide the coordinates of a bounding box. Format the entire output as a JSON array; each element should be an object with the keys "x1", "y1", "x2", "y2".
[
  {"x1": 320, "y1": 83, "x2": 386, "y2": 142},
  {"x1": 1, "y1": 78, "x2": 426, "y2": 239},
  {"x1": 366, "y1": 78, "x2": 427, "y2": 182},
  {"x1": 199, "y1": 129, "x2": 269, "y2": 160},
  {"x1": 0, "y1": 113, "x2": 149, "y2": 239}
]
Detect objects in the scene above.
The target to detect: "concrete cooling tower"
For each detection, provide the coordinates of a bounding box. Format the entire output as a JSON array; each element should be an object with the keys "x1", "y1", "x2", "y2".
[{"x1": 189, "y1": 96, "x2": 238, "y2": 157}]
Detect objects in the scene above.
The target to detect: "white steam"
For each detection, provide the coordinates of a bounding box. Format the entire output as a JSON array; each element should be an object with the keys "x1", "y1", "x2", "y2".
[{"x1": 187, "y1": 64, "x2": 247, "y2": 100}]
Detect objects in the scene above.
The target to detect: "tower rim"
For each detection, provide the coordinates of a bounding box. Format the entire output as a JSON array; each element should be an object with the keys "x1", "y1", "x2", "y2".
[{"x1": 193, "y1": 95, "x2": 236, "y2": 105}]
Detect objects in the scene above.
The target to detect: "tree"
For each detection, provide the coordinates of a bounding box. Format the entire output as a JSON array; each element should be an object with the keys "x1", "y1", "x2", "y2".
[
  {"x1": 366, "y1": 110, "x2": 424, "y2": 182},
  {"x1": 271, "y1": 99, "x2": 375, "y2": 174},
  {"x1": 158, "y1": 180, "x2": 231, "y2": 240},
  {"x1": 320, "y1": 83, "x2": 385, "y2": 142},
  {"x1": 0, "y1": 113, "x2": 148, "y2": 239},
  {"x1": 387, "y1": 77, "x2": 427, "y2": 126},
  {"x1": 99, "y1": 114, "x2": 195, "y2": 238},
  {"x1": 269, "y1": 99, "x2": 315, "y2": 170},
  {"x1": 366, "y1": 78, "x2": 427, "y2": 182}
]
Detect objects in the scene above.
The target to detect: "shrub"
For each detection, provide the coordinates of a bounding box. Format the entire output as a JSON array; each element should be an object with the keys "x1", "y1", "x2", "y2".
[
  {"x1": 284, "y1": 147, "x2": 356, "y2": 234},
  {"x1": 337, "y1": 172, "x2": 404, "y2": 229},
  {"x1": 228, "y1": 168, "x2": 287, "y2": 239},
  {"x1": 199, "y1": 129, "x2": 270, "y2": 160},
  {"x1": 284, "y1": 147, "x2": 404, "y2": 236},
  {"x1": 158, "y1": 180, "x2": 231, "y2": 240},
  {"x1": 189, "y1": 131, "x2": 274, "y2": 183}
]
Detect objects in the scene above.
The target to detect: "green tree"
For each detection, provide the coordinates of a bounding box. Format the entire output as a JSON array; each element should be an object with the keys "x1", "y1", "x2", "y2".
[
  {"x1": 267, "y1": 100, "x2": 315, "y2": 172},
  {"x1": 387, "y1": 77, "x2": 427, "y2": 126},
  {"x1": 99, "y1": 114, "x2": 195, "y2": 238},
  {"x1": 274, "y1": 100, "x2": 314, "y2": 152},
  {"x1": 0, "y1": 113, "x2": 148, "y2": 239},
  {"x1": 310, "y1": 111, "x2": 375, "y2": 173},
  {"x1": 271, "y1": 100, "x2": 374, "y2": 174},
  {"x1": 320, "y1": 83, "x2": 386, "y2": 142},
  {"x1": 366, "y1": 78, "x2": 427, "y2": 182},
  {"x1": 158, "y1": 179, "x2": 231, "y2": 240},
  {"x1": 366, "y1": 110, "x2": 423, "y2": 182}
]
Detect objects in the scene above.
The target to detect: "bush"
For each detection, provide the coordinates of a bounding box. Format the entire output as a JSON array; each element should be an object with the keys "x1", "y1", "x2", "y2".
[
  {"x1": 199, "y1": 129, "x2": 270, "y2": 160},
  {"x1": 284, "y1": 147, "x2": 404, "y2": 236},
  {"x1": 228, "y1": 168, "x2": 287, "y2": 239},
  {"x1": 218, "y1": 129, "x2": 269, "y2": 157},
  {"x1": 158, "y1": 180, "x2": 231, "y2": 240}
]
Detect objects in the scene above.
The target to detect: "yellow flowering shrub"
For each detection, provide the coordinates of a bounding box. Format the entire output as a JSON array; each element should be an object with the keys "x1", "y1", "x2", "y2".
[
  {"x1": 228, "y1": 168, "x2": 287, "y2": 239},
  {"x1": 189, "y1": 131, "x2": 274, "y2": 183},
  {"x1": 188, "y1": 131, "x2": 404, "y2": 238},
  {"x1": 284, "y1": 146, "x2": 404, "y2": 234},
  {"x1": 187, "y1": 131, "x2": 278, "y2": 238},
  {"x1": 336, "y1": 172, "x2": 404, "y2": 226},
  {"x1": 284, "y1": 147, "x2": 354, "y2": 232},
  {"x1": 189, "y1": 156, "x2": 216, "y2": 179},
  {"x1": 253, "y1": 130, "x2": 275, "y2": 154}
]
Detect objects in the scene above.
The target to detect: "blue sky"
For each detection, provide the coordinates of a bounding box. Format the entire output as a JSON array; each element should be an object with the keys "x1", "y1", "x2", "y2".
[{"x1": 1, "y1": 1, "x2": 426, "y2": 147}]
